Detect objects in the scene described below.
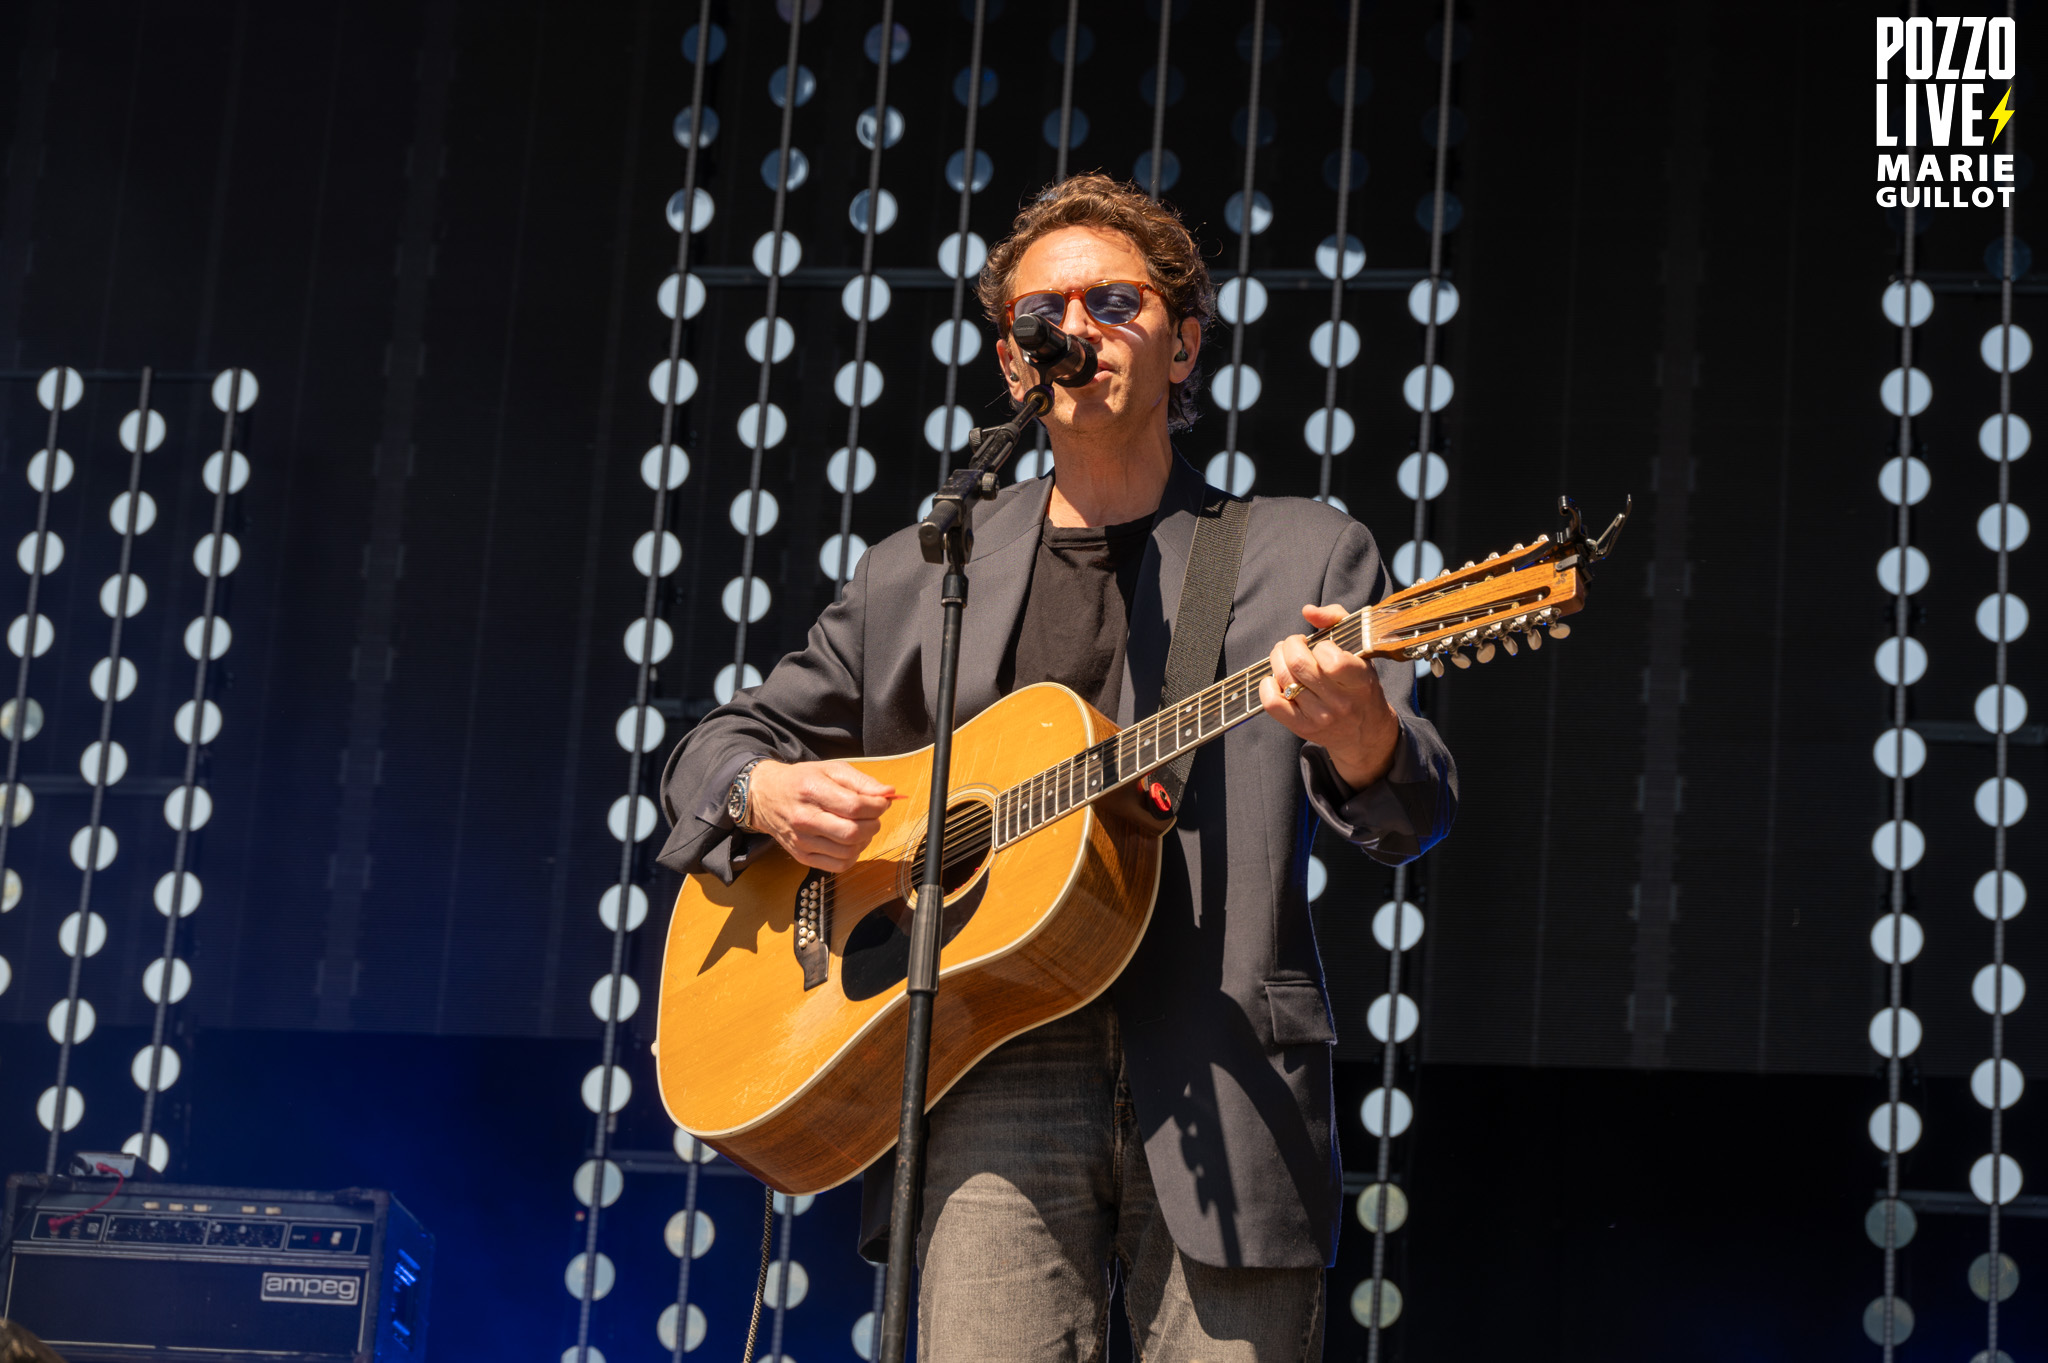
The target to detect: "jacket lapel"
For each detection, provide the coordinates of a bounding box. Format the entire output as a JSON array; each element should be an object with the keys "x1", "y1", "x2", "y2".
[
  {"x1": 1118, "y1": 453, "x2": 1214, "y2": 726},
  {"x1": 920, "y1": 473, "x2": 1055, "y2": 725}
]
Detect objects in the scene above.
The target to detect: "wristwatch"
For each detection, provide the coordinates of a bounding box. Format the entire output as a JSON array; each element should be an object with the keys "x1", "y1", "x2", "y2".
[{"x1": 725, "y1": 757, "x2": 768, "y2": 831}]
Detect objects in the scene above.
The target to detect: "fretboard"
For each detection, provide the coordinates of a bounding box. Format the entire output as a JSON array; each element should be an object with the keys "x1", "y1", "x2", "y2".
[{"x1": 990, "y1": 607, "x2": 1373, "y2": 848}]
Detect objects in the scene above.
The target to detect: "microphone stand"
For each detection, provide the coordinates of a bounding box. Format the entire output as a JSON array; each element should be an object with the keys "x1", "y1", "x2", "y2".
[{"x1": 877, "y1": 381, "x2": 1053, "y2": 1362}]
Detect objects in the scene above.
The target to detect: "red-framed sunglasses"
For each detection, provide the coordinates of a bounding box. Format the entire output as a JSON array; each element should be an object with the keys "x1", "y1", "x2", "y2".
[{"x1": 1004, "y1": 279, "x2": 1158, "y2": 331}]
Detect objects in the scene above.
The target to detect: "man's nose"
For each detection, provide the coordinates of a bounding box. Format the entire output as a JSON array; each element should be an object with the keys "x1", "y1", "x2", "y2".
[{"x1": 1062, "y1": 296, "x2": 1102, "y2": 339}]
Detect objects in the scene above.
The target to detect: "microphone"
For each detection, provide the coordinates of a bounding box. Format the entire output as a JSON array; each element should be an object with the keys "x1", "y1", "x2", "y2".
[{"x1": 1010, "y1": 313, "x2": 1098, "y2": 388}]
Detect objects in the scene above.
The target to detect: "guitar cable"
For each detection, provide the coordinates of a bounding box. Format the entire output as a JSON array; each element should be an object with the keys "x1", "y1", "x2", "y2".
[{"x1": 740, "y1": 1185, "x2": 773, "y2": 1363}]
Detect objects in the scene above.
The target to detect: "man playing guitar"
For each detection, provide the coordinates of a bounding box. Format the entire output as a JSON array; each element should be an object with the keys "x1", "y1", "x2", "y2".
[{"x1": 657, "y1": 174, "x2": 1456, "y2": 1360}]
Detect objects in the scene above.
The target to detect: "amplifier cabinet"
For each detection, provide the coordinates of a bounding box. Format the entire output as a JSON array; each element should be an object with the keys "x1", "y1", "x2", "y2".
[{"x1": 2, "y1": 1176, "x2": 431, "y2": 1362}]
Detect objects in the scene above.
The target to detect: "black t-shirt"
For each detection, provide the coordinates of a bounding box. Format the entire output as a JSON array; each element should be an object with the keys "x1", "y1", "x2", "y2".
[{"x1": 997, "y1": 514, "x2": 1153, "y2": 718}]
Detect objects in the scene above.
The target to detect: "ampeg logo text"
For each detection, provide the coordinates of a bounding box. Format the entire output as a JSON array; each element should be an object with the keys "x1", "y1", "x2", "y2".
[
  {"x1": 261, "y1": 1272, "x2": 362, "y2": 1306},
  {"x1": 1875, "y1": 16, "x2": 2021, "y2": 209}
]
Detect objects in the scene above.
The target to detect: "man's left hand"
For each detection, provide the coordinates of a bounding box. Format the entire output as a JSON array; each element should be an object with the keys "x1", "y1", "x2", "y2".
[{"x1": 1259, "y1": 603, "x2": 1402, "y2": 790}]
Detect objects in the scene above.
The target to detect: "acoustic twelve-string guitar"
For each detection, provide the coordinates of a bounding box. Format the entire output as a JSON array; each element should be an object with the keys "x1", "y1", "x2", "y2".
[{"x1": 656, "y1": 500, "x2": 1629, "y2": 1194}]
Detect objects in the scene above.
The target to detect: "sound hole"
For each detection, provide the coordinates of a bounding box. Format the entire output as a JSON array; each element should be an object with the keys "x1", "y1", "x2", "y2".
[{"x1": 839, "y1": 800, "x2": 992, "y2": 1002}]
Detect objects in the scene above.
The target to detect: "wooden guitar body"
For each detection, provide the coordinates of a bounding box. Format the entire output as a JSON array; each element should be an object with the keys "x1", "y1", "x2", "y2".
[{"x1": 655, "y1": 683, "x2": 1164, "y2": 1195}]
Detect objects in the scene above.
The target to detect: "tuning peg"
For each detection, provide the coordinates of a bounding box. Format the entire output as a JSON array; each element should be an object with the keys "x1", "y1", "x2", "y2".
[
  {"x1": 1485, "y1": 550, "x2": 1500, "y2": 561},
  {"x1": 1449, "y1": 650, "x2": 1472, "y2": 670},
  {"x1": 1549, "y1": 622, "x2": 1571, "y2": 639},
  {"x1": 1525, "y1": 629, "x2": 1543, "y2": 650},
  {"x1": 1475, "y1": 642, "x2": 1496, "y2": 663},
  {"x1": 1461, "y1": 560, "x2": 1476, "y2": 571},
  {"x1": 1511, "y1": 542, "x2": 1525, "y2": 552},
  {"x1": 1429, "y1": 657, "x2": 1445, "y2": 678},
  {"x1": 1502, "y1": 635, "x2": 1518, "y2": 656}
]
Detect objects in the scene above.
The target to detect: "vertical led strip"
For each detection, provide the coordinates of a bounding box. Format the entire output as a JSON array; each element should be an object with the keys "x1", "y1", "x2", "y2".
[
  {"x1": 1144, "y1": 1, "x2": 1174, "y2": 198},
  {"x1": 2, "y1": 368, "x2": 83, "y2": 1042},
  {"x1": 127, "y1": 368, "x2": 257, "y2": 1174},
  {"x1": 828, "y1": 3, "x2": 898, "y2": 602},
  {"x1": 1210, "y1": 1, "x2": 1267, "y2": 501},
  {"x1": 925, "y1": 0, "x2": 989, "y2": 489},
  {"x1": 1397, "y1": 0, "x2": 1460, "y2": 601},
  {"x1": 45, "y1": 369, "x2": 160, "y2": 1172},
  {"x1": 1013, "y1": 4, "x2": 1083, "y2": 488},
  {"x1": 1971, "y1": 88, "x2": 2028, "y2": 1353},
  {"x1": 1309, "y1": 0, "x2": 1364, "y2": 507},
  {"x1": 1869, "y1": 178, "x2": 1926, "y2": 1359},
  {"x1": 1360, "y1": 3, "x2": 1461, "y2": 1352},
  {"x1": 568, "y1": 4, "x2": 718, "y2": 1360},
  {"x1": 728, "y1": 0, "x2": 809, "y2": 691}
]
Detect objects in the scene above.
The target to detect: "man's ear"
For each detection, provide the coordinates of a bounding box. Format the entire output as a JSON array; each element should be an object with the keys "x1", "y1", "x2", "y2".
[
  {"x1": 995, "y1": 338, "x2": 1023, "y2": 390},
  {"x1": 1170, "y1": 318, "x2": 1201, "y2": 381}
]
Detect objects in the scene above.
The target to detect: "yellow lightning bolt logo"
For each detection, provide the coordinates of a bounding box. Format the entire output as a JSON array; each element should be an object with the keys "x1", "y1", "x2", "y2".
[{"x1": 1991, "y1": 88, "x2": 2015, "y2": 143}]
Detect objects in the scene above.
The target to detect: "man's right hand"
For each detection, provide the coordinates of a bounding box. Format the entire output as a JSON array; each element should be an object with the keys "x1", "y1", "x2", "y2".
[{"x1": 745, "y1": 760, "x2": 900, "y2": 872}]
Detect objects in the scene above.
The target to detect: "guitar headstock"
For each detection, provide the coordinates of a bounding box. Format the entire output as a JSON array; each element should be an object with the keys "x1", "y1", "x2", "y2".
[{"x1": 1367, "y1": 496, "x2": 1631, "y2": 676}]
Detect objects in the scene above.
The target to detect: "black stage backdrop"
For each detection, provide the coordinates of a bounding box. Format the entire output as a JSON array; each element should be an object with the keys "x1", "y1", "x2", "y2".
[
  {"x1": 0, "y1": 0, "x2": 2041, "y2": 1358},
  {"x1": 0, "y1": 0, "x2": 2033, "y2": 1069}
]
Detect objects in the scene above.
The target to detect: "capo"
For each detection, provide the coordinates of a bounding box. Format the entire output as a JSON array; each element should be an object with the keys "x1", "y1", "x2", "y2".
[{"x1": 1556, "y1": 495, "x2": 1633, "y2": 572}]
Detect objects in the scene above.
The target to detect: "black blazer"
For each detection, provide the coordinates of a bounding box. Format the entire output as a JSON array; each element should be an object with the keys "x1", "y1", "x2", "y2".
[{"x1": 656, "y1": 454, "x2": 1456, "y2": 1269}]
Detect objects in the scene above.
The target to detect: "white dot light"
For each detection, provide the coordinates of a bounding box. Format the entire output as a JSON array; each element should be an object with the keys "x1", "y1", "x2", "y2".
[
  {"x1": 1979, "y1": 414, "x2": 2032, "y2": 460},
  {"x1": 930, "y1": 320, "x2": 982, "y2": 366},
  {"x1": 633, "y1": 531, "x2": 683, "y2": 578},
  {"x1": 1205, "y1": 452, "x2": 1256, "y2": 496},
  {"x1": 131, "y1": 1045, "x2": 182, "y2": 1091},
  {"x1": 1366, "y1": 993, "x2": 1419, "y2": 1043},
  {"x1": 27, "y1": 449, "x2": 75, "y2": 493},
  {"x1": 1402, "y1": 365, "x2": 1454, "y2": 413},
  {"x1": 202, "y1": 450, "x2": 252, "y2": 494},
  {"x1": 1975, "y1": 870, "x2": 2027, "y2": 921},
  {"x1": 614, "y1": 706, "x2": 666, "y2": 753},
  {"x1": 729, "y1": 490, "x2": 781, "y2": 536},
  {"x1": 1868, "y1": 913, "x2": 1924, "y2": 964},
  {"x1": 1872, "y1": 636, "x2": 1927, "y2": 686},
  {"x1": 1878, "y1": 455, "x2": 1931, "y2": 506},
  {"x1": 563, "y1": 1251, "x2": 616, "y2": 1299},
  {"x1": 1303, "y1": 409, "x2": 1355, "y2": 456},
  {"x1": 835, "y1": 361, "x2": 884, "y2": 407},
  {"x1": 141, "y1": 958, "x2": 193, "y2": 1005},
  {"x1": 1978, "y1": 504, "x2": 2030, "y2": 552},
  {"x1": 173, "y1": 699, "x2": 224, "y2": 745},
  {"x1": 924, "y1": 406, "x2": 972, "y2": 453},
  {"x1": 211, "y1": 368, "x2": 260, "y2": 412},
  {"x1": 1881, "y1": 278, "x2": 1934, "y2": 327},
  {"x1": 1871, "y1": 727, "x2": 1926, "y2": 778},
  {"x1": 17, "y1": 532, "x2": 62, "y2": 575},
  {"x1": 598, "y1": 884, "x2": 649, "y2": 932},
  {"x1": 580, "y1": 1065, "x2": 632, "y2": 1113},
  {"x1": 1218, "y1": 277, "x2": 1268, "y2": 325},
  {"x1": 937, "y1": 232, "x2": 987, "y2": 279},
  {"x1": 1397, "y1": 452, "x2": 1449, "y2": 500},
  {"x1": 572, "y1": 1158, "x2": 623, "y2": 1208},
  {"x1": 1867, "y1": 1102, "x2": 1922, "y2": 1151},
  {"x1": 841, "y1": 275, "x2": 892, "y2": 321},
  {"x1": 1868, "y1": 1006, "x2": 1923, "y2": 1058},
  {"x1": 713, "y1": 663, "x2": 763, "y2": 704},
  {"x1": 1870, "y1": 819, "x2": 1925, "y2": 870},
  {"x1": 820, "y1": 534, "x2": 868, "y2": 579},
  {"x1": 155, "y1": 872, "x2": 202, "y2": 918},
  {"x1": 721, "y1": 577, "x2": 771, "y2": 624},
  {"x1": 1971, "y1": 1153, "x2": 2024, "y2": 1205},
  {"x1": 589, "y1": 973, "x2": 641, "y2": 1021},
  {"x1": 1359, "y1": 1087, "x2": 1412, "y2": 1137},
  {"x1": 1211, "y1": 365, "x2": 1262, "y2": 410},
  {"x1": 1972, "y1": 1058, "x2": 2025, "y2": 1110},
  {"x1": 1976, "y1": 685, "x2": 2029, "y2": 734},
  {"x1": 1879, "y1": 367, "x2": 1932, "y2": 416},
  {"x1": 1373, "y1": 901, "x2": 1424, "y2": 951},
  {"x1": 737, "y1": 403, "x2": 788, "y2": 450},
  {"x1": 1977, "y1": 593, "x2": 2030, "y2": 642},
  {"x1": 752, "y1": 231, "x2": 802, "y2": 277},
  {"x1": 1309, "y1": 319, "x2": 1360, "y2": 367},
  {"x1": 623, "y1": 618, "x2": 673, "y2": 665},
  {"x1": 110, "y1": 495, "x2": 155, "y2": 534},
  {"x1": 69, "y1": 827, "x2": 118, "y2": 873},
  {"x1": 183, "y1": 616, "x2": 232, "y2": 660},
  {"x1": 745, "y1": 317, "x2": 796, "y2": 365},
  {"x1": 1407, "y1": 279, "x2": 1460, "y2": 325},
  {"x1": 640, "y1": 445, "x2": 691, "y2": 491},
  {"x1": 1975, "y1": 777, "x2": 2028, "y2": 827},
  {"x1": 1980, "y1": 324, "x2": 2033, "y2": 371},
  {"x1": 647, "y1": 359, "x2": 699, "y2": 406},
  {"x1": 827, "y1": 447, "x2": 877, "y2": 494},
  {"x1": 607, "y1": 795, "x2": 658, "y2": 843}
]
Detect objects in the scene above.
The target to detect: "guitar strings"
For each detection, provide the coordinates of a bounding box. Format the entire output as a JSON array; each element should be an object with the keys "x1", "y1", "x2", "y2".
[{"x1": 798, "y1": 579, "x2": 1543, "y2": 935}]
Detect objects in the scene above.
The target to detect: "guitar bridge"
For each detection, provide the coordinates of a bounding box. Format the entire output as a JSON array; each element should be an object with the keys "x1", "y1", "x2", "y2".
[{"x1": 794, "y1": 870, "x2": 830, "y2": 990}]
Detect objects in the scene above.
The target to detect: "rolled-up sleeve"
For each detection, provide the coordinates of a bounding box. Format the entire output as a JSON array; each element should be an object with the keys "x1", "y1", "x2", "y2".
[{"x1": 1298, "y1": 521, "x2": 1457, "y2": 865}]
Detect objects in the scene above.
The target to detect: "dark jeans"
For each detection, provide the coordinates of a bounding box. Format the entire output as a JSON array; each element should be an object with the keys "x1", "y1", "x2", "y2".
[{"x1": 915, "y1": 999, "x2": 1325, "y2": 1361}]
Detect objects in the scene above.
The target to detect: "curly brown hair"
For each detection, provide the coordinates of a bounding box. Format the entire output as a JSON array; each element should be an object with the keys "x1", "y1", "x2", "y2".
[{"x1": 978, "y1": 173, "x2": 1216, "y2": 432}]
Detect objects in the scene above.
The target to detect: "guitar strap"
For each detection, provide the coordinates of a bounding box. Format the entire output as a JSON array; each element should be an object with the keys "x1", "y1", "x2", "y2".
[{"x1": 1151, "y1": 489, "x2": 1251, "y2": 811}]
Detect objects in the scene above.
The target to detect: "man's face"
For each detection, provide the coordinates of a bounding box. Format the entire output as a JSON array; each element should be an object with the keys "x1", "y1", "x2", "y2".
[{"x1": 996, "y1": 226, "x2": 1198, "y2": 438}]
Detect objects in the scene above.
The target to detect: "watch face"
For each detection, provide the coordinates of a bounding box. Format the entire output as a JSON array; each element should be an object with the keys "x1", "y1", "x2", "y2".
[{"x1": 727, "y1": 784, "x2": 744, "y2": 820}]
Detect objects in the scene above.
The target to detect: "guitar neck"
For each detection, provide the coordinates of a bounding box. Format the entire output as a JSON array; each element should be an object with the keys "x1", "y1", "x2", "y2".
[{"x1": 988, "y1": 607, "x2": 1375, "y2": 850}]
